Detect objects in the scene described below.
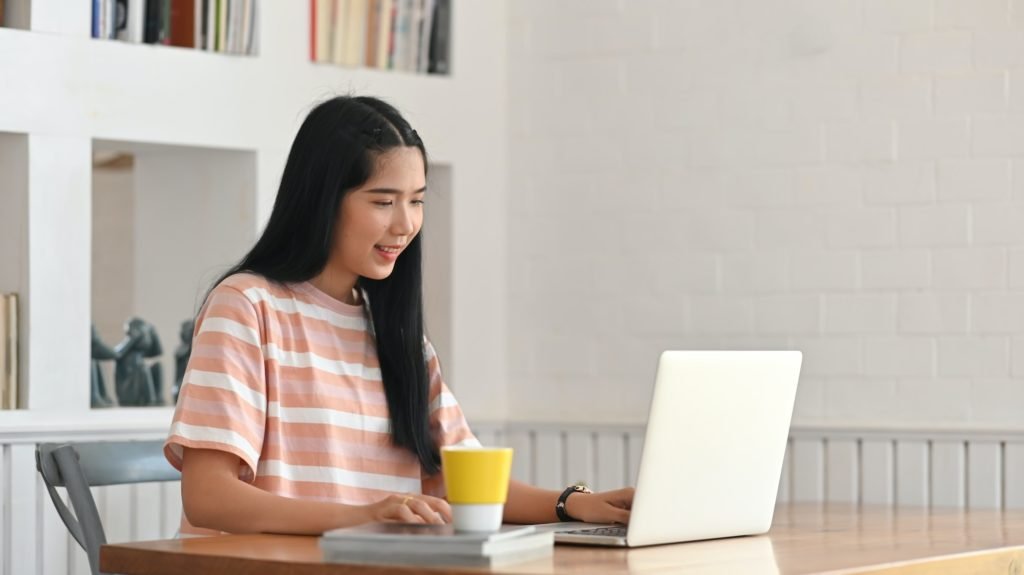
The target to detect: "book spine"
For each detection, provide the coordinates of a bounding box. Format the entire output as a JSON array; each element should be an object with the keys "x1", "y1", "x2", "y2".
[
  {"x1": 193, "y1": 0, "x2": 203, "y2": 47},
  {"x1": 427, "y1": 0, "x2": 448, "y2": 74},
  {"x1": 169, "y1": 0, "x2": 195, "y2": 48},
  {"x1": 246, "y1": 0, "x2": 257, "y2": 54},
  {"x1": 240, "y1": 0, "x2": 253, "y2": 55},
  {"x1": 309, "y1": 0, "x2": 316, "y2": 59},
  {"x1": 314, "y1": 0, "x2": 332, "y2": 62},
  {"x1": 108, "y1": 0, "x2": 117, "y2": 39},
  {"x1": 0, "y1": 293, "x2": 7, "y2": 409},
  {"x1": 205, "y1": 0, "x2": 215, "y2": 50},
  {"x1": 161, "y1": 0, "x2": 171, "y2": 43},
  {"x1": 417, "y1": 0, "x2": 435, "y2": 73},
  {"x1": 3, "y1": 294, "x2": 18, "y2": 410},
  {"x1": 126, "y1": 0, "x2": 145, "y2": 42},
  {"x1": 217, "y1": 0, "x2": 227, "y2": 52},
  {"x1": 365, "y1": 0, "x2": 379, "y2": 68},
  {"x1": 330, "y1": 0, "x2": 347, "y2": 65},
  {"x1": 92, "y1": 0, "x2": 101, "y2": 37},
  {"x1": 375, "y1": 0, "x2": 393, "y2": 69},
  {"x1": 144, "y1": 0, "x2": 160, "y2": 43}
]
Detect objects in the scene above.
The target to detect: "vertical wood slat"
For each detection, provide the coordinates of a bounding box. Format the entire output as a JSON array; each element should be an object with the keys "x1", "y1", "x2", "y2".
[
  {"x1": 473, "y1": 427, "x2": 501, "y2": 448},
  {"x1": 0, "y1": 445, "x2": 6, "y2": 575},
  {"x1": 626, "y1": 431, "x2": 644, "y2": 486},
  {"x1": 504, "y1": 429, "x2": 533, "y2": 484},
  {"x1": 68, "y1": 531, "x2": 89, "y2": 575},
  {"x1": 69, "y1": 484, "x2": 108, "y2": 575},
  {"x1": 777, "y1": 441, "x2": 791, "y2": 504},
  {"x1": 160, "y1": 482, "x2": 183, "y2": 539},
  {"x1": 595, "y1": 432, "x2": 627, "y2": 493},
  {"x1": 1007, "y1": 443, "x2": 1024, "y2": 509},
  {"x1": 102, "y1": 484, "x2": 133, "y2": 543},
  {"x1": 967, "y1": 441, "x2": 1001, "y2": 509},
  {"x1": 931, "y1": 441, "x2": 966, "y2": 508},
  {"x1": 564, "y1": 431, "x2": 594, "y2": 488},
  {"x1": 534, "y1": 430, "x2": 564, "y2": 491},
  {"x1": 792, "y1": 438, "x2": 824, "y2": 502},
  {"x1": 861, "y1": 439, "x2": 895, "y2": 505},
  {"x1": 826, "y1": 439, "x2": 859, "y2": 503},
  {"x1": 896, "y1": 440, "x2": 929, "y2": 506},
  {"x1": 134, "y1": 483, "x2": 162, "y2": 541},
  {"x1": 39, "y1": 480, "x2": 68, "y2": 575},
  {"x1": 9, "y1": 445, "x2": 38, "y2": 575}
]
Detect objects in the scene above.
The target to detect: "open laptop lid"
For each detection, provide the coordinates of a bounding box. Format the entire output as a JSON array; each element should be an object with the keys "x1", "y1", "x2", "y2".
[{"x1": 625, "y1": 350, "x2": 802, "y2": 547}]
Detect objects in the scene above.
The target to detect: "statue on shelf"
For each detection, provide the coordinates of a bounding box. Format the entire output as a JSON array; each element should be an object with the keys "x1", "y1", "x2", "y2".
[
  {"x1": 172, "y1": 318, "x2": 194, "y2": 404},
  {"x1": 113, "y1": 317, "x2": 163, "y2": 407},
  {"x1": 89, "y1": 324, "x2": 116, "y2": 408}
]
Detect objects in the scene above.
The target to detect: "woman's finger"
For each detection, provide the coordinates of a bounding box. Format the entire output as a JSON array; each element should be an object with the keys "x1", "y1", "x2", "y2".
[
  {"x1": 392, "y1": 501, "x2": 424, "y2": 523},
  {"x1": 606, "y1": 505, "x2": 630, "y2": 524},
  {"x1": 419, "y1": 495, "x2": 453, "y2": 523},
  {"x1": 407, "y1": 498, "x2": 446, "y2": 524}
]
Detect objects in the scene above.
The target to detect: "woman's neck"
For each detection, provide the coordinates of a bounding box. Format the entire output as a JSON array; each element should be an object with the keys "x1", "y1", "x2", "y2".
[{"x1": 309, "y1": 269, "x2": 359, "y2": 305}]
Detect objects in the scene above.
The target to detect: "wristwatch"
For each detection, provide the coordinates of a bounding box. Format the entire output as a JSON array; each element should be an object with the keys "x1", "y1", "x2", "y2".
[{"x1": 555, "y1": 483, "x2": 593, "y2": 522}]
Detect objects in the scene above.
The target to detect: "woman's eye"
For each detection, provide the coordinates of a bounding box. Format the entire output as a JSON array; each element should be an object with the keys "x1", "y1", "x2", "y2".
[
  {"x1": 373, "y1": 201, "x2": 393, "y2": 207},
  {"x1": 411, "y1": 199, "x2": 425, "y2": 206}
]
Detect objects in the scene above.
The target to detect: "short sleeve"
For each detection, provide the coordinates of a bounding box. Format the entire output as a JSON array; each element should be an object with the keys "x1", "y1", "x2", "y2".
[
  {"x1": 164, "y1": 282, "x2": 268, "y2": 482},
  {"x1": 421, "y1": 339, "x2": 480, "y2": 496}
]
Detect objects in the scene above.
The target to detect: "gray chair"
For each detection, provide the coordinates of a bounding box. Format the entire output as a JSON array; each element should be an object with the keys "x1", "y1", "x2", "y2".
[{"x1": 36, "y1": 441, "x2": 181, "y2": 575}]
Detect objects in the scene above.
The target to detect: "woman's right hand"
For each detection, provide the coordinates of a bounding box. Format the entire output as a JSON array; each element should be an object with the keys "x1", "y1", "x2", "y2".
[{"x1": 366, "y1": 493, "x2": 453, "y2": 525}]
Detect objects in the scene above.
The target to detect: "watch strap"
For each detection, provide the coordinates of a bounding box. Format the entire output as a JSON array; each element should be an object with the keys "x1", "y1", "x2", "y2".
[{"x1": 555, "y1": 484, "x2": 591, "y2": 522}]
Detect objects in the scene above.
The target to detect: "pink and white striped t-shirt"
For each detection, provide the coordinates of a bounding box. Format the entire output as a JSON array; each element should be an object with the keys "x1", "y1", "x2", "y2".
[{"x1": 164, "y1": 273, "x2": 479, "y2": 534}]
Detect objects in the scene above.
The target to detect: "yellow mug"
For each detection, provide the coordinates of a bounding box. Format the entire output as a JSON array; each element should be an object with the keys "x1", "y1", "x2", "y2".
[{"x1": 441, "y1": 446, "x2": 513, "y2": 532}]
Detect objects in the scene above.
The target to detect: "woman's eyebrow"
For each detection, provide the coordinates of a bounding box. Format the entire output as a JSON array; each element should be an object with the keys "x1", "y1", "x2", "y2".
[{"x1": 364, "y1": 187, "x2": 427, "y2": 195}]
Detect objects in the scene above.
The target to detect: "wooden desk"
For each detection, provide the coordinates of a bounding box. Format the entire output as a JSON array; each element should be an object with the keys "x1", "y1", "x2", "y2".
[{"x1": 101, "y1": 504, "x2": 1024, "y2": 575}]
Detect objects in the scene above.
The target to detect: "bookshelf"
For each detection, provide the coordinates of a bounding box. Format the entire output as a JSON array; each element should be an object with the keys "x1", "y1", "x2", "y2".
[
  {"x1": 0, "y1": 0, "x2": 510, "y2": 427},
  {"x1": 310, "y1": 0, "x2": 451, "y2": 75}
]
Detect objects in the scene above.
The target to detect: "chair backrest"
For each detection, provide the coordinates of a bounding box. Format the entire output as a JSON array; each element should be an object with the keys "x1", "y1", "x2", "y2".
[{"x1": 36, "y1": 440, "x2": 180, "y2": 575}]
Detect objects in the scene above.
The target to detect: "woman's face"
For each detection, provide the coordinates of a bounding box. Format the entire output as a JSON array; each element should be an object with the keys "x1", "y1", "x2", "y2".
[{"x1": 331, "y1": 146, "x2": 426, "y2": 281}]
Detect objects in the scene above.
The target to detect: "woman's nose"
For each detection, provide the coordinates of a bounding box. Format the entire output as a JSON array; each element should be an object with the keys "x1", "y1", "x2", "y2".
[{"x1": 391, "y1": 205, "x2": 416, "y2": 235}]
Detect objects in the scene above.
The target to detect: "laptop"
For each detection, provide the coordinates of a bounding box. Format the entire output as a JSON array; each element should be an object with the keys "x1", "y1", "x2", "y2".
[{"x1": 549, "y1": 350, "x2": 802, "y2": 548}]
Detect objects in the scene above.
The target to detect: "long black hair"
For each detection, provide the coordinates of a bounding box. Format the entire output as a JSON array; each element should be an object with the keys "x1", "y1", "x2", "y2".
[{"x1": 212, "y1": 95, "x2": 439, "y2": 473}]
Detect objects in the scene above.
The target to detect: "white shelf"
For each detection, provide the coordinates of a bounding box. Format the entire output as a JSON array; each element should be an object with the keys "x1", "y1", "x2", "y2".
[{"x1": 0, "y1": 407, "x2": 174, "y2": 444}]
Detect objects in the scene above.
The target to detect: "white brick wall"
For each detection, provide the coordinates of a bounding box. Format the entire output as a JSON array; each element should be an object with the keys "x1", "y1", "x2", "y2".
[{"x1": 507, "y1": 0, "x2": 1024, "y2": 428}]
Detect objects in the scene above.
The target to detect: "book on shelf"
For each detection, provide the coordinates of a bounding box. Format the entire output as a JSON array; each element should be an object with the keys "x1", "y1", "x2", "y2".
[
  {"x1": 320, "y1": 523, "x2": 554, "y2": 568},
  {"x1": 426, "y1": 0, "x2": 448, "y2": 74},
  {"x1": 0, "y1": 293, "x2": 19, "y2": 410},
  {"x1": 310, "y1": 0, "x2": 449, "y2": 74},
  {"x1": 93, "y1": 0, "x2": 257, "y2": 55}
]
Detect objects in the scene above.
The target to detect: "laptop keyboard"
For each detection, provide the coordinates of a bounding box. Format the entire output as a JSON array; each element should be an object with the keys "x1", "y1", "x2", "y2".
[{"x1": 564, "y1": 526, "x2": 627, "y2": 537}]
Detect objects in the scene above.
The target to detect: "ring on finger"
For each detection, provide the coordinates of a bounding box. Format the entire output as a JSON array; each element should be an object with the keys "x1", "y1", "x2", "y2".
[{"x1": 401, "y1": 495, "x2": 413, "y2": 506}]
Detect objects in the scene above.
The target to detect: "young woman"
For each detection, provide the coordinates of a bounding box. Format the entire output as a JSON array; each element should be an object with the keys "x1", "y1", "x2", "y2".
[{"x1": 164, "y1": 95, "x2": 634, "y2": 535}]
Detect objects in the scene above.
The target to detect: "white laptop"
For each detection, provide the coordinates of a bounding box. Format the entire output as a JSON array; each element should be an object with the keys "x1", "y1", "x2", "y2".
[{"x1": 549, "y1": 350, "x2": 802, "y2": 548}]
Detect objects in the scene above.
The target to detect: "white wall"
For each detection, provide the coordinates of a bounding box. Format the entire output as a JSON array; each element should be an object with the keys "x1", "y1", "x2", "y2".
[{"x1": 507, "y1": 0, "x2": 1024, "y2": 428}]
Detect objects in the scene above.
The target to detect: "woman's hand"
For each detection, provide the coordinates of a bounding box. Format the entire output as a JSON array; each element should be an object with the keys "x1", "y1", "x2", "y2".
[
  {"x1": 564, "y1": 487, "x2": 635, "y2": 525},
  {"x1": 366, "y1": 493, "x2": 453, "y2": 525}
]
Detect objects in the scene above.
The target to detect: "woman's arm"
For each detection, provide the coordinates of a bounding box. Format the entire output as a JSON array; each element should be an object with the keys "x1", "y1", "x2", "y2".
[
  {"x1": 503, "y1": 479, "x2": 633, "y2": 525},
  {"x1": 181, "y1": 448, "x2": 452, "y2": 534}
]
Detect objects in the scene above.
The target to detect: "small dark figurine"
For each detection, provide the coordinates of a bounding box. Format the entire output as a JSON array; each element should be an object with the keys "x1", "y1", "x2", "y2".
[
  {"x1": 173, "y1": 318, "x2": 195, "y2": 404},
  {"x1": 89, "y1": 324, "x2": 116, "y2": 408},
  {"x1": 113, "y1": 317, "x2": 163, "y2": 406}
]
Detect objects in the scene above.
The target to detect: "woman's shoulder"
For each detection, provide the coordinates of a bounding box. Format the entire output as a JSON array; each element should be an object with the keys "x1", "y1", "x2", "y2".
[{"x1": 216, "y1": 272, "x2": 291, "y2": 299}]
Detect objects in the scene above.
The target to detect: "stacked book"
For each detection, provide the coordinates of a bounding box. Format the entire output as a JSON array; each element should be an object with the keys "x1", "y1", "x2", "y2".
[
  {"x1": 310, "y1": 0, "x2": 451, "y2": 75},
  {"x1": 320, "y1": 523, "x2": 553, "y2": 568},
  {"x1": 92, "y1": 0, "x2": 258, "y2": 55},
  {"x1": 0, "y1": 293, "x2": 18, "y2": 410}
]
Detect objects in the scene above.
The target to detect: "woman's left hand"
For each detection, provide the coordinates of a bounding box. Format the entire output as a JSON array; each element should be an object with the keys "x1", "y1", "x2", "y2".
[{"x1": 564, "y1": 487, "x2": 634, "y2": 525}]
